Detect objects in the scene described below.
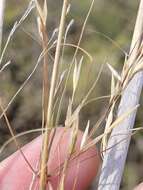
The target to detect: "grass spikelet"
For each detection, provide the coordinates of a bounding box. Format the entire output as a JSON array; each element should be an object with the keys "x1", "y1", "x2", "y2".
[
  {"x1": 80, "y1": 120, "x2": 90, "y2": 150},
  {"x1": 1, "y1": 1, "x2": 143, "y2": 190}
]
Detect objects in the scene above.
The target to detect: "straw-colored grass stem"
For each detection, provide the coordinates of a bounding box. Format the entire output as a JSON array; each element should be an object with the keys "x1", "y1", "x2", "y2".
[
  {"x1": 98, "y1": 0, "x2": 143, "y2": 189},
  {"x1": 39, "y1": 1, "x2": 68, "y2": 189}
]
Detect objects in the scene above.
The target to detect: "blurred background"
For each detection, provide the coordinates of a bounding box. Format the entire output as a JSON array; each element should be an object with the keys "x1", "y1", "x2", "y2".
[{"x1": 0, "y1": 0, "x2": 143, "y2": 189}]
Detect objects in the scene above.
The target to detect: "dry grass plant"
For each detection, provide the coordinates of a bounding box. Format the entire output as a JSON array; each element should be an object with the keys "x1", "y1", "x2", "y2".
[{"x1": 0, "y1": 0, "x2": 143, "y2": 190}]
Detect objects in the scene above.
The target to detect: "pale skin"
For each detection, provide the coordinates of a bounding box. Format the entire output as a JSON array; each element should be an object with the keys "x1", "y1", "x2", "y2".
[{"x1": 0, "y1": 127, "x2": 100, "y2": 190}]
